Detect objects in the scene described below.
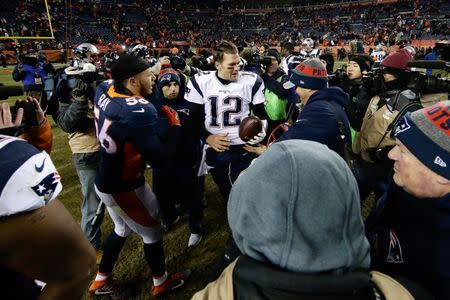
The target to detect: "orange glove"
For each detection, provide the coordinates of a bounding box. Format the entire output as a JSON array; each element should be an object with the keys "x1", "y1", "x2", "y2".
[{"x1": 161, "y1": 105, "x2": 181, "y2": 126}]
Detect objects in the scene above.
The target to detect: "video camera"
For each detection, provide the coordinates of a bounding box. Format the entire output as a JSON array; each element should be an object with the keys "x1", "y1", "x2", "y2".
[
  {"x1": 247, "y1": 53, "x2": 272, "y2": 67},
  {"x1": 0, "y1": 83, "x2": 39, "y2": 134}
]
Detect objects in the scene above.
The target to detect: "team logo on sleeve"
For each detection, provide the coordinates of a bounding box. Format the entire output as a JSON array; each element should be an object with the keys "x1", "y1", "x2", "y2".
[
  {"x1": 185, "y1": 87, "x2": 190, "y2": 96},
  {"x1": 32, "y1": 172, "x2": 61, "y2": 204}
]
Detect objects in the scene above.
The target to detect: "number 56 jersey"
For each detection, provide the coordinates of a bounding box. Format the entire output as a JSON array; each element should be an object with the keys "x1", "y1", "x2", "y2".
[
  {"x1": 94, "y1": 80, "x2": 168, "y2": 193},
  {"x1": 185, "y1": 71, "x2": 265, "y2": 145}
]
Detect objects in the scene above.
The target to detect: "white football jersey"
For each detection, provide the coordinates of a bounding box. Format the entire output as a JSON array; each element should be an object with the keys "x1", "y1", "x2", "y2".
[
  {"x1": 185, "y1": 70, "x2": 265, "y2": 145},
  {"x1": 0, "y1": 135, "x2": 62, "y2": 217},
  {"x1": 371, "y1": 50, "x2": 386, "y2": 62},
  {"x1": 300, "y1": 48, "x2": 321, "y2": 60}
]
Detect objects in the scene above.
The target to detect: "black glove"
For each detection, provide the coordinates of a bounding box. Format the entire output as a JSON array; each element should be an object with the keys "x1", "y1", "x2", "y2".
[{"x1": 71, "y1": 78, "x2": 89, "y2": 102}]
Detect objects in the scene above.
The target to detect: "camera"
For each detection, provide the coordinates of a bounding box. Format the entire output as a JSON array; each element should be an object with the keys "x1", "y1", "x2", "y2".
[
  {"x1": 328, "y1": 67, "x2": 348, "y2": 86},
  {"x1": 247, "y1": 54, "x2": 272, "y2": 67},
  {"x1": 406, "y1": 72, "x2": 450, "y2": 94},
  {"x1": 0, "y1": 83, "x2": 39, "y2": 134},
  {"x1": 170, "y1": 55, "x2": 187, "y2": 71}
]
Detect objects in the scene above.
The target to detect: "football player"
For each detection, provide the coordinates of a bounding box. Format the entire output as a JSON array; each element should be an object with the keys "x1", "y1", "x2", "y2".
[
  {"x1": 186, "y1": 40, "x2": 268, "y2": 199},
  {"x1": 89, "y1": 55, "x2": 189, "y2": 298},
  {"x1": 152, "y1": 67, "x2": 204, "y2": 247},
  {"x1": 300, "y1": 38, "x2": 321, "y2": 60},
  {"x1": 371, "y1": 44, "x2": 387, "y2": 67},
  {"x1": 0, "y1": 99, "x2": 96, "y2": 300}
]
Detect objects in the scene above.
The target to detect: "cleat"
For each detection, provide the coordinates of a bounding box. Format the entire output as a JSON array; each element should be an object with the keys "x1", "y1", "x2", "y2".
[
  {"x1": 188, "y1": 233, "x2": 202, "y2": 247},
  {"x1": 88, "y1": 276, "x2": 122, "y2": 297},
  {"x1": 151, "y1": 270, "x2": 191, "y2": 297}
]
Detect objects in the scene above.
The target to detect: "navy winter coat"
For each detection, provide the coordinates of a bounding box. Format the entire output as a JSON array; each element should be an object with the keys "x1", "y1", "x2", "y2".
[{"x1": 278, "y1": 86, "x2": 350, "y2": 159}]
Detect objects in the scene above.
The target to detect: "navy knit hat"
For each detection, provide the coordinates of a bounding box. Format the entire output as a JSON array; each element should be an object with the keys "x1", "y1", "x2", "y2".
[
  {"x1": 158, "y1": 68, "x2": 181, "y2": 89},
  {"x1": 283, "y1": 58, "x2": 328, "y2": 90},
  {"x1": 394, "y1": 101, "x2": 450, "y2": 180}
]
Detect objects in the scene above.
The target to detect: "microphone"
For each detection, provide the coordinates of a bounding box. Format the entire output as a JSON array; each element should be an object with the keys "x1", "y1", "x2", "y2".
[
  {"x1": 407, "y1": 60, "x2": 449, "y2": 70},
  {"x1": 0, "y1": 85, "x2": 24, "y2": 100}
]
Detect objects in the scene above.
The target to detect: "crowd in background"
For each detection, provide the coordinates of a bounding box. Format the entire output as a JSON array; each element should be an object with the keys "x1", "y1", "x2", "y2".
[{"x1": 0, "y1": 0, "x2": 448, "y2": 50}]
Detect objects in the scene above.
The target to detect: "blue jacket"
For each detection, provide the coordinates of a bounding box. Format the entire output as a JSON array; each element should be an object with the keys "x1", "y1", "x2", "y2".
[
  {"x1": 278, "y1": 87, "x2": 350, "y2": 159},
  {"x1": 12, "y1": 63, "x2": 48, "y2": 91},
  {"x1": 368, "y1": 181, "x2": 450, "y2": 300}
]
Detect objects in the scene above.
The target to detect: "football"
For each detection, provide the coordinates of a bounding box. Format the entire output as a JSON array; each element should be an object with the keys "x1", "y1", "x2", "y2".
[{"x1": 239, "y1": 116, "x2": 263, "y2": 142}]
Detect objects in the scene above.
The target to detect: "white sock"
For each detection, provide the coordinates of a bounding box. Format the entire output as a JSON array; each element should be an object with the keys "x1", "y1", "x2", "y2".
[
  {"x1": 153, "y1": 271, "x2": 168, "y2": 286},
  {"x1": 95, "y1": 272, "x2": 111, "y2": 281}
]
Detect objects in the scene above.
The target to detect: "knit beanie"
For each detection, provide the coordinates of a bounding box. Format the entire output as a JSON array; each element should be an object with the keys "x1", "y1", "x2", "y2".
[
  {"x1": 394, "y1": 101, "x2": 450, "y2": 180},
  {"x1": 111, "y1": 54, "x2": 151, "y2": 82},
  {"x1": 228, "y1": 140, "x2": 371, "y2": 273},
  {"x1": 380, "y1": 49, "x2": 412, "y2": 75},
  {"x1": 267, "y1": 48, "x2": 281, "y2": 64},
  {"x1": 348, "y1": 54, "x2": 373, "y2": 73},
  {"x1": 283, "y1": 58, "x2": 328, "y2": 90},
  {"x1": 158, "y1": 68, "x2": 181, "y2": 89}
]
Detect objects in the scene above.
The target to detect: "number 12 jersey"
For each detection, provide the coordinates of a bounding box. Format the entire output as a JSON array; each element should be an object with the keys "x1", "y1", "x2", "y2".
[{"x1": 185, "y1": 71, "x2": 265, "y2": 145}]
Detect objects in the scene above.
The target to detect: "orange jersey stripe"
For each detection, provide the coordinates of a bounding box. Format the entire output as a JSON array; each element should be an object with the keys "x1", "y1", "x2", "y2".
[
  {"x1": 122, "y1": 142, "x2": 145, "y2": 182},
  {"x1": 111, "y1": 190, "x2": 159, "y2": 227}
]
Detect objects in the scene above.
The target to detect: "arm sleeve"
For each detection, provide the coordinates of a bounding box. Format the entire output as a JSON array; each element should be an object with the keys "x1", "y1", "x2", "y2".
[
  {"x1": 189, "y1": 102, "x2": 211, "y2": 142},
  {"x1": 262, "y1": 73, "x2": 290, "y2": 99},
  {"x1": 250, "y1": 103, "x2": 268, "y2": 120},
  {"x1": 185, "y1": 75, "x2": 204, "y2": 105},
  {"x1": 128, "y1": 122, "x2": 180, "y2": 169},
  {"x1": 21, "y1": 118, "x2": 53, "y2": 154},
  {"x1": 347, "y1": 85, "x2": 373, "y2": 131},
  {"x1": 56, "y1": 101, "x2": 94, "y2": 133},
  {"x1": 251, "y1": 75, "x2": 266, "y2": 105}
]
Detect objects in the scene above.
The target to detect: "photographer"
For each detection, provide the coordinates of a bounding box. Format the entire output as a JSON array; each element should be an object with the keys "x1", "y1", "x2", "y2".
[
  {"x1": 353, "y1": 49, "x2": 413, "y2": 201},
  {"x1": 0, "y1": 99, "x2": 96, "y2": 300},
  {"x1": 340, "y1": 54, "x2": 373, "y2": 136},
  {"x1": 55, "y1": 43, "x2": 105, "y2": 262},
  {"x1": 260, "y1": 49, "x2": 291, "y2": 136},
  {"x1": 12, "y1": 49, "x2": 54, "y2": 93}
]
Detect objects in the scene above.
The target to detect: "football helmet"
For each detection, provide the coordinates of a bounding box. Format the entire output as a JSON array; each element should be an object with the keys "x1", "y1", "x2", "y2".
[
  {"x1": 74, "y1": 43, "x2": 99, "y2": 60},
  {"x1": 302, "y1": 38, "x2": 314, "y2": 50}
]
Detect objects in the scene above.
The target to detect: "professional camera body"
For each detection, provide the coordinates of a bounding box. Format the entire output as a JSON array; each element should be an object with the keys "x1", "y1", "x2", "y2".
[
  {"x1": 406, "y1": 71, "x2": 450, "y2": 94},
  {"x1": 44, "y1": 43, "x2": 104, "y2": 113}
]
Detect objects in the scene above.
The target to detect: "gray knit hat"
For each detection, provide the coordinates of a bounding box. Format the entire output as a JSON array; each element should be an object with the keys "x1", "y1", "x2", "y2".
[
  {"x1": 394, "y1": 100, "x2": 450, "y2": 180},
  {"x1": 228, "y1": 140, "x2": 371, "y2": 273}
]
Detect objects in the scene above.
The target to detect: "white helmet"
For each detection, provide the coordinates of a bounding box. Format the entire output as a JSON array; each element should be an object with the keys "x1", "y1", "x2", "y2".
[
  {"x1": 74, "y1": 43, "x2": 99, "y2": 59},
  {"x1": 302, "y1": 38, "x2": 314, "y2": 49}
]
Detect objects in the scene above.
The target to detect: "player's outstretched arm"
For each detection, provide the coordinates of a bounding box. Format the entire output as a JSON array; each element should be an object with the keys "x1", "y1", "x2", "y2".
[{"x1": 0, "y1": 199, "x2": 96, "y2": 300}]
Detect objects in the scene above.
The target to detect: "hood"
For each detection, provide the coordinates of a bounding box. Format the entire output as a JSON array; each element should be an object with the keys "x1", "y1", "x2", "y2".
[
  {"x1": 228, "y1": 140, "x2": 371, "y2": 273},
  {"x1": 308, "y1": 86, "x2": 349, "y2": 107}
]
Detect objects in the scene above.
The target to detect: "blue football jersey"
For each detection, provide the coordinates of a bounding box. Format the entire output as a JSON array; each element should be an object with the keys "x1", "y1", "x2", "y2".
[
  {"x1": 94, "y1": 80, "x2": 175, "y2": 193},
  {"x1": 0, "y1": 135, "x2": 62, "y2": 217}
]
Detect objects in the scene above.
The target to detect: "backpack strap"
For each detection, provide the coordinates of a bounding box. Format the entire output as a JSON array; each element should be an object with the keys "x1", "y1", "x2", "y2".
[{"x1": 323, "y1": 101, "x2": 355, "y2": 170}]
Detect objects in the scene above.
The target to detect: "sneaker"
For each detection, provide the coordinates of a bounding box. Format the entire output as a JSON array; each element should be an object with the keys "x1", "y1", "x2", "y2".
[
  {"x1": 95, "y1": 249, "x2": 103, "y2": 265},
  {"x1": 188, "y1": 233, "x2": 202, "y2": 247},
  {"x1": 151, "y1": 270, "x2": 191, "y2": 297},
  {"x1": 88, "y1": 276, "x2": 121, "y2": 296}
]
